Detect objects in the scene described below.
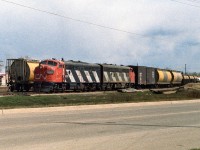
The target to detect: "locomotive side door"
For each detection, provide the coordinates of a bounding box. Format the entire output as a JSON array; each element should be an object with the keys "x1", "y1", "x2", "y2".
[
  {"x1": 57, "y1": 63, "x2": 65, "y2": 82},
  {"x1": 129, "y1": 68, "x2": 135, "y2": 83}
]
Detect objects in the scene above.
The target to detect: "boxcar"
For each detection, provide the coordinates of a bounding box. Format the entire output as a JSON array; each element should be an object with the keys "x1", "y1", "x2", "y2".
[
  {"x1": 129, "y1": 66, "x2": 146, "y2": 88},
  {"x1": 146, "y1": 67, "x2": 156, "y2": 88}
]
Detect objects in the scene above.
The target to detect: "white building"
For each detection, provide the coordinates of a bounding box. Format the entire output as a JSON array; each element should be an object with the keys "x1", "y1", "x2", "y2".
[{"x1": 0, "y1": 73, "x2": 6, "y2": 86}]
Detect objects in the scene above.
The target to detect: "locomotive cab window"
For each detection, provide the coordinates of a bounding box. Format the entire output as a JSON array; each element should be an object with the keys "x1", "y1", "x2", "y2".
[{"x1": 48, "y1": 61, "x2": 57, "y2": 66}]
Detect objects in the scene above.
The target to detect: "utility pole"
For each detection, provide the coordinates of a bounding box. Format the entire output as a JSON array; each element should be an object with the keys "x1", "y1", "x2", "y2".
[
  {"x1": 185, "y1": 64, "x2": 186, "y2": 75},
  {"x1": 0, "y1": 60, "x2": 3, "y2": 73}
]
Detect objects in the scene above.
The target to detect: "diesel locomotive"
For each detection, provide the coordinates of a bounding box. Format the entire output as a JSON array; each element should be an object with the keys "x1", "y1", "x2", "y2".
[{"x1": 34, "y1": 59, "x2": 135, "y2": 92}]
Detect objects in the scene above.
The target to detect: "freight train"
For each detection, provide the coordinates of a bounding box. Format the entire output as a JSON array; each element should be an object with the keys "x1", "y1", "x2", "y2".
[{"x1": 6, "y1": 58, "x2": 199, "y2": 92}]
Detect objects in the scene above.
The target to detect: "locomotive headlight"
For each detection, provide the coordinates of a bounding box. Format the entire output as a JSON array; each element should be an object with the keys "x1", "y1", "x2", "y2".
[{"x1": 47, "y1": 69, "x2": 54, "y2": 75}]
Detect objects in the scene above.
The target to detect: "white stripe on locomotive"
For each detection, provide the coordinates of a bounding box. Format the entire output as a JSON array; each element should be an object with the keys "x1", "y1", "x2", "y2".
[
  {"x1": 103, "y1": 71, "x2": 109, "y2": 82},
  {"x1": 117, "y1": 72, "x2": 122, "y2": 82},
  {"x1": 123, "y1": 72, "x2": 129, "y2": 82},
  {"x1": 92, "y1": 71, "x2": 100, "y2": 83},
  {"x1": 84, "y1": 71, "x2": 93, "y2": 83},
  {"x1": 66, "y1": 69, "x2": 76, "y2": 82},
  {"x1": 76, "y1": 70, "x2": 85, "y2": 83},
  {"x1": 110, "y1": 72, "x2": 117, "y2": 82}
]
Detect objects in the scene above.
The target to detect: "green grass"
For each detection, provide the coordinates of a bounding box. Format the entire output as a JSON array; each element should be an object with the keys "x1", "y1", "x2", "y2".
[
  {"x1": 190, "y1": 149, "x2": 200, "y2": 150},
  {"x1": 0, "y1": 90, "x2": 199, "y2": 109}
]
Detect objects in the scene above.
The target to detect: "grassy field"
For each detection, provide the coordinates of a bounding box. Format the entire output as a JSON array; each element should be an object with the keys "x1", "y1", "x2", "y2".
[{"x1": 0, "y1": 89, "x2": 200, "y2": 109}]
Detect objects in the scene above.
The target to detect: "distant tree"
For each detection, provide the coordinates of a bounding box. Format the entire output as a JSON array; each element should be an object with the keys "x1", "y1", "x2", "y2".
[{"x1": 187, "y1": 72, "x2": 200, "y2": 76}]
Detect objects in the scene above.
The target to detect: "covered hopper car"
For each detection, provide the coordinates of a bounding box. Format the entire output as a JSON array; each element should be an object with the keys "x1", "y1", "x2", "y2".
[{"x1": 6, "y1": 59, "x2": 39, "y2": 91}]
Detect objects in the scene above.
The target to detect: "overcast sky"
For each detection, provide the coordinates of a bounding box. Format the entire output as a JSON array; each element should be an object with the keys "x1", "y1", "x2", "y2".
[{"x1": 0, "y1": 0, "x2": 200, "y2": 72}]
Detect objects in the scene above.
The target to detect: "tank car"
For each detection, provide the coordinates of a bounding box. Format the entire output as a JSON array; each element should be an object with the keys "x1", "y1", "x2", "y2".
[
  {"x1": 6, "y1": 58, "x2": 39, "y2": 91},
  {"x1": 194, "y1": 76, "x2": 198, "y2": 83},
  {"x1": 189, "y1": 75, "x2": 196, "y2": 83},
  {"x1": 155, "y1": 69, "x2": 173, "y2": 87},
  {"x1": 182, "y1": 75, "x2": 190, "y2": 85},
  {"x1": 171, "y1": 71, "x2": 183, "y2": 86},
  {"x1": 197, "y1": 77, "x2": 200, "y2": 82}
]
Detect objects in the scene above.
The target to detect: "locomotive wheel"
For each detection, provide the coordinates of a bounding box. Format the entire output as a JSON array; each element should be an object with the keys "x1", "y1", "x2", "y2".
[{"x1": 25, "y1": 85, "x2": 30, "y2": 92}]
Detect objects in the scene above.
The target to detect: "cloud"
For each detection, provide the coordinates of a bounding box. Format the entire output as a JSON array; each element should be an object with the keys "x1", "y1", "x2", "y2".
[{"x1": 0, "y1": 0, "x2": 200, "y2": 72}]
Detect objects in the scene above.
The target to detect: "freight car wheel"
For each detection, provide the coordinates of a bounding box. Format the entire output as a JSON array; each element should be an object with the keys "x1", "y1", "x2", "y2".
[
  {"x1": 16, "y1": 84, "x2": 21, "y2": 92},
  {"x1": 10, "y1": 86, "x2": 14, "y2": 92}
]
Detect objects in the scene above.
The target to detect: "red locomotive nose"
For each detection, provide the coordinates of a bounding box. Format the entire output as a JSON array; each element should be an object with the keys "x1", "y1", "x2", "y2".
[
  {"x1": 34, "y1": 65, "x2": 48, "y2": 81},
  {"x1": 45, "y1": 66, "x2": 54, "y2": 75}
]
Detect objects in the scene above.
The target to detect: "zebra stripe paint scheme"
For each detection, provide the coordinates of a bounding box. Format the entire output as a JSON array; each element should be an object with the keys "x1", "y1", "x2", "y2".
[
  {"x1": 65, "y1": 60, "x2": 101, "y2": 84},
  {"x1": 66, "y1": 69, "x2": 100, "y2": 83},
  {"x1": 92, "y1": 71, "x2": 100, "y2": 83},
  {"x1": 76, "y1": 70, "x2": 85, "y2": 83},
  {"x1": 84, "y1": 70, "x2": 93, "y2": 83},
  {"x1": 103, "y1": 71, "x2": 130, "y2": 83},
  {"x1": 66, "y1": 69, "x2": 76, "y2": 83}
]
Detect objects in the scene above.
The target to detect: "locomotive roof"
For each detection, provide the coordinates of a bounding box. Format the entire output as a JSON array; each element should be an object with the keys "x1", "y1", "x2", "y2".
[
  {"x1": 100, "y1": 64, "x2": 130, "y2": 69},
  {"x1": 7, "y1": 58, "x2": 39, "y2": 62},
  {"x1": 64, "y1": 60, "x2": 99, "y2": 67}
]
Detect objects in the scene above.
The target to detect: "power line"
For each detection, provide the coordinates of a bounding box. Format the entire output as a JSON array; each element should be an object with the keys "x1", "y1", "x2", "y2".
[
  {"x1": 1, "y1": 0, "x2": 199, "y2": 43},
  {"x1": 0, "y1": 0, "x2": 149, "y2": 38}
]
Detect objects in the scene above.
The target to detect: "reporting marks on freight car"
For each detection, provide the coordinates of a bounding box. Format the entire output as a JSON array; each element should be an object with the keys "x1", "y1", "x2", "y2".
[{"x1": 129, "y1": 66, "x2": 147, "y2": 85}]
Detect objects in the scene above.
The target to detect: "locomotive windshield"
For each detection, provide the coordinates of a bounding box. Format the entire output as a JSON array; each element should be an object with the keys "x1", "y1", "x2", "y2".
[
  {"x1": 40, "y1": 60, "x2": 57, "y2": 67},
  {"x1": 48, "y1": 61, "x2": 57, "y2": 66}
]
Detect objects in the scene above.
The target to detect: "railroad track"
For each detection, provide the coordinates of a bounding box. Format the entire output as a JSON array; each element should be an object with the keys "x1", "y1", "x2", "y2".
[
  {"x1": 0, "y1": 86, "x2": 185, "y2": 97},
  {"x1": 0, "y1": 89, "x2": 116, "y2": 97}
]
